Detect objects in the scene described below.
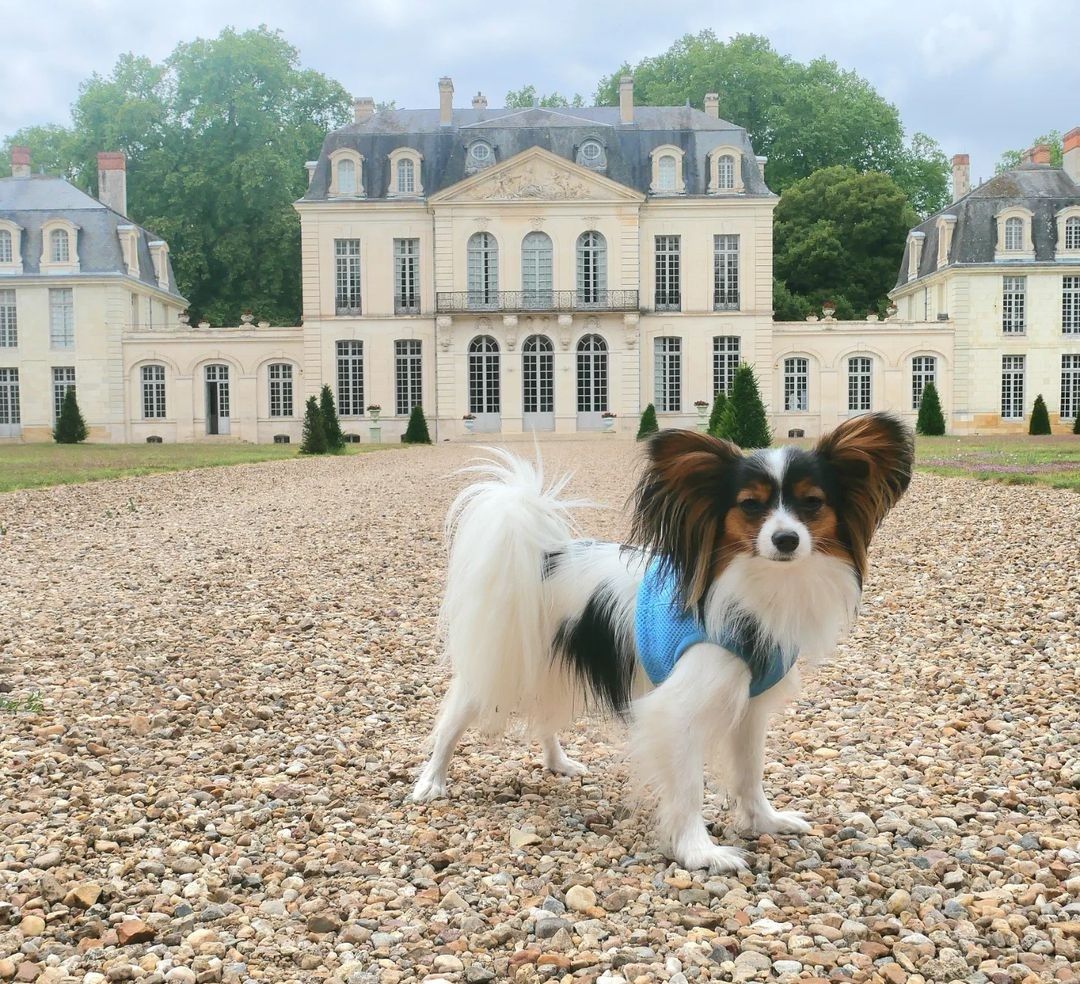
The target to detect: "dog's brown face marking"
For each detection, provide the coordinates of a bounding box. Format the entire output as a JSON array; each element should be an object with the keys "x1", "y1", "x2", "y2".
[{"x1": 724, "y1": 480, "x2": 771, "y2": 555}]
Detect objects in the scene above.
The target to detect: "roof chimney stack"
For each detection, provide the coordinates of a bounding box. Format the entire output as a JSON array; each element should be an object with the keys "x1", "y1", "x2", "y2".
[
  {"x1": 1064, "y1": 127, "x2": 1080, "y2": 184},
  {"x1": 951, "y1": 153, "x2": 970, "y2": 202},
  {"x1": 703, "y1": 93, "x2": 719, "y2": 119},
  {"x1": 97, "y1": 151, "x2": 127, "y2": 216},
  {"x1": 11, "y1": 146, "x2": 30, "y2": 179},
  {"x1": 472, "y1": 92, "x2": 488, "y2": 110},
  {"x1": 353, "y1": 97, "x2": 375, "y2": 123},
  {"x1": 439, "y1": 77, "x2": 454, "y2": 126},
  {"x1": 1030, "y1": 143, "x2": 1051, "y2": 165},
  {"x1": 619, "y1": 76, "x2": 634, "y2": 125}
]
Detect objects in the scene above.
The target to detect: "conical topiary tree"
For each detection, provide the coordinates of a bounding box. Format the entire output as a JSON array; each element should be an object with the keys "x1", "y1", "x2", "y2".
[
  {"x1": 1073, "y1": 408, "x2": 1080, "y2": 435},
  {"x1": 403, "y1": 404, "x2": 432, "y2": 444},
  {"x1": 300, "y1": 396, "x2": 328, "y2": 454},
  {"x1": 637, "y1": 403, "x2": 659, "y2": 440},
  {"x1": 1029, "y1": 394, "x2": 1051, "y2": 435},
  {"x1": 53, "y1": 388, "x2": 87, "y2": 444},
  {"x1": 915, "y1": 380, "x2": 946, "y2": 436},
  {"x1": 717, "y1": 363, "x2": 771, "y2": 449},
  {"x1": 319, "y1": 385, "x2": 344, "y2": 452},
  {"x1": 707, "y1": 390, "x2": 728, "y2": 438}
]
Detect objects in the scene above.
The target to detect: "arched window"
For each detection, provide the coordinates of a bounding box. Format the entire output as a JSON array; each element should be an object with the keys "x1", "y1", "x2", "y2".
[
  {"x1": 337, "y1": 158, "x2": 357, "y2": 196},
  {"x1": 50, "y1": 228, "x2": 70, "y2": 263},
  {"x1": 521, "y1": 231, "x2": 553, "y2": 309},
  {"x1": 467, "y1": 232, "x2": 498, "y2": 308},
  {"x1": 717, "y1": 154, "x2": 735, "y2": 190},
  {"x1": 468, "y1": 335, "x2": 500, "y2": 414},
  {"x1": 657, "y1": 155, "x2": 677, "y2": 192},
  {"x1": 576, "y1": 231, "x2": 607, "y2": 306},
  {"x1": 1004, "y1": 216, "x2": 1024, "y2": 251},
  {"x1": 1066, "y1": 216, "x2": 1080, "y2": 250},
  {"x1": 397, "y1": 158, "x2": 415, "y2": 194},
  {"x1": 0, "y1": 230, "x2": 11, "y2": 264},
  {"x1": 522, "y1": 335, "x2": 553, "y2": 414},
  {"x1": 577, "y1": 334, "x2": 608, "y2": 413}
]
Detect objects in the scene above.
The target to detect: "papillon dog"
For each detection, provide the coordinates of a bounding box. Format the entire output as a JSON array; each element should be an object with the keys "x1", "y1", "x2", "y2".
[{"x1": 411, "y1": 413, "x2": 913, "y2": 873}]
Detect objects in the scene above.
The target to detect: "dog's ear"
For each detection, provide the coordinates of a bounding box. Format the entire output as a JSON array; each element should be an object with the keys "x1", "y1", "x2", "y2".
[
  {"x1": 630, "y1": 429, "x2": 743, "y2": 610},
  {"x1": 816, "y1": 413, "x2": 913, "y2": 576}
]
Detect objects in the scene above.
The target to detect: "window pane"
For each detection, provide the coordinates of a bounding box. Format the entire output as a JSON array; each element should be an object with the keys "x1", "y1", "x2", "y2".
[
  {"x1": 1061, "y1": 354, "x2": 1080, "y2": 419},
  {"x1": 1063, "y1": 276, "x2": 1080, "y2": 334},
  {"x1": 468, "y1": 335, "x2": 500, "y2": 413},
  {"x1": 1004, "y1": 217, "x2": 1023, "y2": 250},
  {"x1": 337, "y1": 158, "x2": 356, "y2": 195},
  {"x1": 657, "y1": 155, "x2": 676, "y2": 191},
  {"x1": 1066, "y1": 217, "x2": 1080, "y2": 250},
  {"x1": 654, "y1": 336, "x2": 682, "y2": 412},
  {"x1": 523, "y1": 335, "x2": 554, "y2": 413},
  {"x1": 467, "y1": 233, "x2": 498, "y2": 307},
  {"x1": 847, "y1": 356, "x2": 872, "y2": 412},
  {"x1": 269, "y1": 363, "x2": 293, "y2": 417},
  {"x1": 141, "y1": 364, "x2": 166, "y2": 419},
  {"x1": 397, "y1": 158, "x2": 415, "y2": 193},
  {"x1": 395, "y1": 339, "x2": 422, "y2": 415},
  {"x1": 0, "y1": 290, "x2": 16, "y2": 347},
  {"x1": 0, "y1": 368, "x2": 20, "y2": 425},
  {"x1": 1002, "y1": 276, "x2": 1026, "y2": 334},
  {"x1": 1001, "y1": 355, "x2": 1025, "y2": 419},
  {"x1": 52, "y1": 366, "x2": 75, "y2": 421},
  {"x1": 784, "y1": 357, "x2": 809, "y2": 412},
  {"x1": 49, "y1": 288, "x2": 74, "y2": 348},
  {"x1": 335, "y1": 240, "x2": 362, "y2": 314},
  {"x1": 717, "y1": 155, "x2": 735, "y2": 189},
  {"x1": 576, "y1": 334, "x2": 608, "y2": 412},
  {"x1": 50, "y1": 229, "x2": 70, "y2": 262},
  {"x1": 576, "y1": 231, "x2": 607, "y2": 306},
  {"x1": 336, "y1": 340, "x2": 364, "y2": 415},
  {"x1": 713, "y1": 235, "x2": 739, "y2": 310},
  {"x1": 655, "y1": 236, "x2": 680, "y2": 310},
  {"x1": 0, "y1": 230, "x2": 12, "y2": 264},
  {"x1": 394, "y1": 238, "x2": 420, "y2": 314},
  {"x1": 912, "y1": 356, "x2": 937, "y2": 410},
  {"x1": 521, "y1": 232, "x2": 552, "y2": 309}
]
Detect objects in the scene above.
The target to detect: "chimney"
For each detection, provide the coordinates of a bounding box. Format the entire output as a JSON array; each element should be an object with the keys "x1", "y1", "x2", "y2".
[
  {"x1": 1031, "y1": 143, "x2": 1051, "y2": 165},
  {"x1": 97, "y1": 152, "x2": 127, "y2": 215},
  {"x1": 1065, "y1": 127, "x2": 1080, "y2": 183},
  {"x1": 353, "y1": 97, "x2": 375, "y2": 123},
  {"x1": 703, "y1": 93, "x2": 719, "y2": 119},
  {"x1": 11, "y1": 146, "x2": 30, "y2": 179},
  {"x1": 472, "y1": 92, "x2": 488, "y2": 110},
  {"x1": 1020, "y1": 147, "x2": 1034, "y2": 164},
  {"x1": 439, "y1": 77, "x2": 454, "y2": 126},
  {"x1": 951, "y1": 154, "x2": 970, "y2": 201},
  {"x1": 619, "y1": 76, "x2": 634, "y2": 125}
]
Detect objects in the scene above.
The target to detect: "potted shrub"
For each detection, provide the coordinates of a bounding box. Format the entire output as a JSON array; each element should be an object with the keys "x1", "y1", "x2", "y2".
[
  {"x1": 462, "y1": 412, "x2": 476, "y2": 434},
  {"x1": 694, "y1": 399, "x2": 709, "y2": 427},
  {"x1": 366, "y1": 404, "x2": 382, "y2": 423},
  {"x1": 821, "y1": 300, "x2": 837, "y2": 320},
  {"x1": 601, "y1": 411, "x2": 617, "y2": 433}
]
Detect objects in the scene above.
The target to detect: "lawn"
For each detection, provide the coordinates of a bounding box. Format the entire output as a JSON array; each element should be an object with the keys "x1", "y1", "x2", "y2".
[
  {"x1": 914, "y1": 434, "x2": 1080, "y2": 491},
  {"x1": 0, "y1": 442, "x2": 391, "y2": 494}
]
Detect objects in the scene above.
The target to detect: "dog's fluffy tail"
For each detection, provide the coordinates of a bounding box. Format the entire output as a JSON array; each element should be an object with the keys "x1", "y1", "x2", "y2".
[{"x1": 440, "y1": 448, "x2": 583, "y2": 734}]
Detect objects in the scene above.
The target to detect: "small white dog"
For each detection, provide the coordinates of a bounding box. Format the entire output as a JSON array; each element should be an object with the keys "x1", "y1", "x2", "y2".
[{"x1": 412, "y1": 414, "x2": 913, "y2": 873}]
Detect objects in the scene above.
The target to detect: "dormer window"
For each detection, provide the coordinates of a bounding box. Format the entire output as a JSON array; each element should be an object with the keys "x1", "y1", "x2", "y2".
[
  {"x1": 657, "y1": 156, "x2": 676, "y2": 191},
  {"x1": 717, "y1": 155, "x2": 735, "y2": 189},
  {"x1": 994, "y1": 207, "x2": 1034, "y2": 259},
  {"x1": 51, "y1": 229, "x2": 70, "y2": 263},
  {"x1": 1068, "y1": 217, "x2": 1080, "y2": 250},
  {"x1": 0, "y1": 230, "x2": 11, "y2": 263},
  {"x1": 0, "y1": 221, "x2": 20, "y2": 274},
  {"x1": 40, "y1": 219, "x2": 80, "y2": 274},
  {"x1": 907, "y1": 231, "x2": 925, "y2": 282},
  {"x1": 338, "y1": 158, "x2": 357, "y2": 195},
  {"x1": 577, "y1": 140, "x2": 606, "y2": 169},
  {"x1": 1004, "y1": 217, "x2": 1023, "y2": 251},
  {"x1": 1056, "y1": 208, "x2": 1080, "y2": 257},
  {"x1": 650, "y1": 146, "x2": 686, "y2": 195},
  {"x1": 328, "y1": 149, "x2": 364, "y2": 197},
  {"x1": 397, "y1": 159, "x2": 414, "y2": 193},
  {"x1": 388, "y1": 148, "x2": 424, "y2": 196},
  {"x1": 707, "y1": 146, "x2": 745, "y2": 194},
  {"x1": 466, "y1": 141, "x2": 494, "y2": 173}
]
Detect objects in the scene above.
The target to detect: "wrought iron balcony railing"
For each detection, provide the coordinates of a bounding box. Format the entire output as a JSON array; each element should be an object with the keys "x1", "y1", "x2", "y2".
[{"x1": 436, "y1": 289, "x2": 640, "y2": 314}]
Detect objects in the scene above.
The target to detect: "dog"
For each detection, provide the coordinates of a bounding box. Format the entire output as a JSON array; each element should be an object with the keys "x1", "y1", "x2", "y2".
[{"x1": 411, "y1": 413, "x2": 913, "y2": 873}]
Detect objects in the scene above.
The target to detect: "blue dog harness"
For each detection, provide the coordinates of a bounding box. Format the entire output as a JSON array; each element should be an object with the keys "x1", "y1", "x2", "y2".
[{"x1": 634, "y1": 557, "x2": 795, "y2": 696}]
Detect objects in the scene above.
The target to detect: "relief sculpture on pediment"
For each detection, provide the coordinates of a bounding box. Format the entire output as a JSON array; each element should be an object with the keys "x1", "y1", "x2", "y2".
[{"x1": 477, "y1": 163, "x2": 592, "y2": 201}]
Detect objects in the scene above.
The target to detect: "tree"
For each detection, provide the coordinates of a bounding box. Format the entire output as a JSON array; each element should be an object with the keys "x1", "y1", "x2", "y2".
[
  {"x1": 300, "y1": 396, "x2": 328, "y2": 454},
  {"x1": 504, "y1": 85, "x2": 585, "y2": 109},
  {"x1": 594, "y1": 31, "x2": 949, "y2": 212},
  {"x1": 1029, "y1": 395, "x2": 1051, "y2": 435},
  {"x1": 637, "y1": 404, "x2": 659, "y2": 440},
  {"x1": 1073, "y1": 409, "x2": 1080, "y2": 435},
  {"x1": 403, "y1": 405, "x2": 432, "y2": 444},
  {"x1": 53, "y1": 388, "x2": 88, "y2": 443},
  {"x1": 916, "y1": 381, "x2": 945, "y2": 436},
  {"x1": 319, "y1": 384, "x2": 344, "y2": 452},
  {"x1": 997, "y1": 131, "x2": 1063, "y2": 173},
  {"x1": 707, "y1": 390, "x2": 728, "y2": 438},
  {"x1": 3, "y1": 28, "x2": 351, "y2": 325},
  {"x1": 716, "y1": 363, "x2": 770, "y2": 449},
  {"x1": 773, "y1": 166, "x2": 917, "y2": 319}
]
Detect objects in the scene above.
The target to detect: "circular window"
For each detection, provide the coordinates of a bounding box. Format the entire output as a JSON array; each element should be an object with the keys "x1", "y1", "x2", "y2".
[
  {"x1": 469, "y1": 142, "x2": 492, "y2": 163},
  {"x1": 580, "y1": 140, "x2": 602, "y2": 161}
]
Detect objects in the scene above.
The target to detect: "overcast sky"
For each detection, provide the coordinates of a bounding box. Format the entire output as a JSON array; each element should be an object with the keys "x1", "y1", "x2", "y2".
[{"x1": 3, "y1": 0, "x2": 1077, "y2": 183}]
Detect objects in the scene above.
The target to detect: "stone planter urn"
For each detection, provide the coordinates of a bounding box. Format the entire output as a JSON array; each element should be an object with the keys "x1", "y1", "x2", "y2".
[
  {"x1": 601, "y1": 414, "x2": 617, "y2": 433},
  {"x1": 367, "y1": 406, "x2": 381, "y2": 423},
  {"x1": 694, "y1": 401, "x2": 709, "y2": 431},
  {"x1": 463, "y1": 416, "x2": 476, "y2": 434}
]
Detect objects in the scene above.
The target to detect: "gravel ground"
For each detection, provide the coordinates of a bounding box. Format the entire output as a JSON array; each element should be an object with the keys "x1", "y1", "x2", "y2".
[{"x1": 0, "y1": 441, "x2": 1078, "y2": 984}]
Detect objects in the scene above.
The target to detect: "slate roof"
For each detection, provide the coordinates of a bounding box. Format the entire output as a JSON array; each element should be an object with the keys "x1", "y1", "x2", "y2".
[
  {"x1": 0, "y1": 175, "x2": 184, "y2": 299},
  {"x1": 895, "y1": 163, "x2": 1080, "y2": 288},
  {"x1": 302, "y1": 105, "x2": 772, "y2": 201}
]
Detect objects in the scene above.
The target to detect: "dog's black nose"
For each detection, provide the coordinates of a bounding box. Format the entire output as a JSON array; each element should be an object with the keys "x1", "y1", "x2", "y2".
[{"x1": 772, "y1": 531, "x2": 800, "y2": 554}]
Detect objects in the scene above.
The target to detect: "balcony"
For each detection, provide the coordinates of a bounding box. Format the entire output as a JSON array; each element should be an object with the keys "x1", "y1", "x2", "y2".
[{"x1": 436, "y1": 289, "x2": 640, "y2": 314}]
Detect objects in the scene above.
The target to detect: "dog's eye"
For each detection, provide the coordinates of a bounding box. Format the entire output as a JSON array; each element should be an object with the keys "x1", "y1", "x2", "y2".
[
  {"x1": 738, "y1": 499, "x2": 765, "y2": 515},
  {"x1": 802, "y1": 496, "x2": 824, "y2": 512}
]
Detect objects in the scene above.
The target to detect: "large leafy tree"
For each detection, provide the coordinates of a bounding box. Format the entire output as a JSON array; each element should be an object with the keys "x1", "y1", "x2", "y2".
[
  {"x1": 774, "y1": 166, "x2": 917, "y2": 318},
  {"x1": 595, "y1": 31, "x2": 948, "y2": 213},
  {"x1": 2, "y1": 28, "x2": 351, "y2": 325}
]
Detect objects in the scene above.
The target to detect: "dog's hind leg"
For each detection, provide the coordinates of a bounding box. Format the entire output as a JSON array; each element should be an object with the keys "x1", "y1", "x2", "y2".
[
  {"x1": 410, "y1": 680, "x2": 476, "y2": 802},
  {"x1": 541, "y1": 734, "x2": 587, "y2": 776}
]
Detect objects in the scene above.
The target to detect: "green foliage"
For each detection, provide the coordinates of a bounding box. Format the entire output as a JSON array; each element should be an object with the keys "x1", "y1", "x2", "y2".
[
  {"x1": 715, "y1": 363, "x2": 771, "y2": 449},
  {"x1": 637, "y1": 403, "x2": 659, "y2": 440},
  {"x1": 594, "y1": 31, "x2": 948, "y2": 212},
  {"x1": 300, "y1": 395, "x2": 328, "y2": 454},
  {"x1": 504, "y1": 85, "x2": 585, "y2": 108},
  {"x1": 2, "y1": 28, "x2": 351, "y2": 325},
  {"x1": 0, "y1": 691, "x2": 44, "y2": 714},
  {"x1": 319, "y1": 384, "x2": 345, "y2": 452},
  {"x1": 997, "y1": 131, "x2": 1063, "y2": 173},
  {"x1": 915, "y1": 381, "x2": 945, "y2": 436},
  {"x1": 707, "y1": 390, "x2": 728, "y2": 437},
  {"x1": 773, "y1": 166, "x2": 917, "y2": 319},
  {"x1": 1073, "y1": 408, "x2": 1080, "y2": 435},
  {"x1": 1029, "y1": 395, "x2": 1051, "y2": 435},
  {"x1": 403, "y1": 405, "x2": 432, "y2": 444},
  {"x1": 53, "y1": 389, "x2": 88, "y2": 444}
]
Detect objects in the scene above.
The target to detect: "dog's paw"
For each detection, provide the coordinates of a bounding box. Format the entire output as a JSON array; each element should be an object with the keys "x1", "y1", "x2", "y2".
[
  {"x1": 735, "y1": 807, "x2": 811, "y2": 836},
  {"x1": 676, "y1": 844, "x2": 749, "y2": 875},
  {"x1": 409, "y1": 769, "x2": 448, "y2": 803},
  {"x1": 545, "y1": 753, "x2": 587, "y2": 777}
]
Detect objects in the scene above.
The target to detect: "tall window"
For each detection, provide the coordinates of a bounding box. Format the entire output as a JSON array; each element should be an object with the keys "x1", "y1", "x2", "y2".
[
  {"x1": 49, "y1": 288, "x2": 74, "y2": 349},
  {"x1": 395, "y1": 339, "x2": 422, "y2": 416},
  {"x1": 52, "y1": 366, "x2": 75, "y2": 421},
  {"x1": 713, "y1": 336, "x2": 740, "y2": 396},
  {"x1": 337, "y1": 158, "x2": 357, "y2": 196},
  {"x1": 847, "y1": 356, "x2": 872, "y2": 412},
  {"x1": 912, "y1": 356, "x2": 937, "y2": 410},
  {"x1": 0, "y1": 290, "x2": 16, "y2": 347},
  {"x1": 336, "y1": 340, "x2": 364, "y2": 415},
  {"x1": 717, "y1": 155, "x2": 735, "y2": 190},
  {"x1": 50, "y1": 228, "x2": 70, "y2": 263},
  {"x1": 0, "y1": 369, "x2": 19, "y2": 427},
  {"x1": 576, "y1": 334, "x2": 608, "y2": 412},
  {"x1": 521, "y1": 232, "x2": 553, "y2": 309},
  {"x1": 655, "y1": 235, "x2": 680, "y2": 311},
  {"x1": 141, "y1": 364, "x2": 166, "y2": 419},
  {"x1": 1067, "y1": 216, "x2": 1080, "y2": 250},
  {"x1": 713, "y1": 234, "x2": 739, "y2": 310},
  {"x1": 1003, "y1": 216, "x2": 1024, "y2": 251},
  {"x1": 468, "y1": 335, "x2": 500, "y2": 414},
  {"x1": 1002, "y1": 276, "x2": 1026, "y2": 334},
  {"x1": 0, "y1": 230, "x2": 11, "y2": 263},
  {"x1": 467, "y1": 232, "x2": 498, "y2": 308},
  {"x1": 657, "y1": 155, "x2": 677, "y2": 192},
  {"x1": 1001, "y1": 355, "x2": 1025, "y2": 419},
  {"x1": 522, "y1": 335, "x2": 554, "y2": 414},
  {"x1": 654, "y1": 336, "x2": 682, "y2": 412},
  {"x1": 576, "y1": 231, "x2": 607, "y2": 306},
  {"x1": 335, "y1": 239, "x2": 362, "y2": 314},
  {"x1": 1063, "y1": 276, "x2": 1079, "y2": 334},
  {"x1": 269, "y1": 363, "x2": 293, "y2": 417},
  {"x1": 1061, "y1": 355, "x2": 1080, "y2": 420},
  {"x1": 784, "y1": 357, "x2": 809, "y2": 412},
  {"x1": 394, "y1": 238, "x2": 420, "y2": 314},
  {"x1": 397, "y1": 158, "x2": 415, "y2": 194}
]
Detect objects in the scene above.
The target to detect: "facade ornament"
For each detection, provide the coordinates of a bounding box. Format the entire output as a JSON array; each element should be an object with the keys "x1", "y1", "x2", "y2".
[
  {"x1": 478, "y1": 162, "x2": 592, "y2": 201},
  {"x1": 623, "y1": 311, "x2": 640, "y2": 348},
  {"x1": 585, "y1": 316, "x2": 599, "y2": 332},
  {"x1": 474, "y1": 216, "x2": 490, "y2": 229},
  {"x1": 557, "y1": 313, "x2": 573, "y2": 349},
  {"x1": 530, "y1": 216, "x2": 545, "y2": 230},
  {"x1": 436, "y1": 314, "x2": 453, "y2": 350},
  {"x1": 240, "y1": 311, "x2": 254, "y2": 325},
  {"x1": 477, "y1": 316, "x2": 492, "y2": 332}
]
